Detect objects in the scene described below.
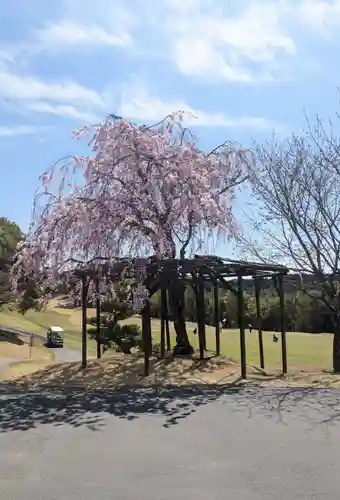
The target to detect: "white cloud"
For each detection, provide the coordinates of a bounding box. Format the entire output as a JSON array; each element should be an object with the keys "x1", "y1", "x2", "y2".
[
  {"x1": 35, "y1": 19, "x2": 132, "y2": 51},
  {"x1": 160, "y1": 0, "x2": 297, "y2": 82},
  {"x1": 0, "y1": 67, "x2": 105, "y2": 121},
  {"x1": 25, "y1": 102, "x2": 100, "y2": 122},
  {"x1": 0, "y1": 65, "x2": 283, "y2": 131},
  {"x1": 119, "y1": 84, "x2": 284, "y2": 131},
  {"x1": 172, "y1": 38, "x2": 256, "y2": 83},
  {"x1": 0, "y1": 69, "x2": 103, "y2": 106},
  {"x1": 296, "y1": 0, "x2": 340, "y2": 33},
  {"x1": 2, "y1": 0, "x2": 338, "y2": 128},
  {"x1": 0, "y1": 125, "x2": 39, "y2": 137}
]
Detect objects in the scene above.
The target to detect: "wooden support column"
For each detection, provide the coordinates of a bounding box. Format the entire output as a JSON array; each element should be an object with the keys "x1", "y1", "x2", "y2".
[
  {"x1": 254, "y1": 276, "x2": 264, "y2": 369},
  {"x1": 142, "y1": 299, "x2": 152, "y2": 376},
  {"x1": 81, "y1": 275, "x2": 88, "y2": 370},
  {"x1": 160, "y1": 288, "x2": 166, "y2": 358},
  {"x1": 95, "y1": 277, "x2": 101, "y2": 360},
  {"x1": 237, "y1": 274, "x2": 247, "y2": 379},
  {"x1": 164, "y1": 288, "x2": 171, "y2": 350},
  {"x1": 197, "y1": 274, "x2": 206, "y2": 359},
  {"x1": 278, "y1": 274, "x2": 287, "y2": 374},
  {"x1": 214, "y1": 282, "x2": 220, "y2": 356}
]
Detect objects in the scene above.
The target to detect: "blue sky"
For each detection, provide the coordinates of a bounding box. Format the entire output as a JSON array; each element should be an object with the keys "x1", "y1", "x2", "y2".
[{"x1": 1, "y1": 0, "x2": 340, "y2": 234}]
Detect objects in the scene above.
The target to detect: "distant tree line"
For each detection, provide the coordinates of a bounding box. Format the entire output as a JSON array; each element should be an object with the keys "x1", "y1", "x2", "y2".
[{"x1": 148, "y1": 280, "x2": 334, "y2": 334}]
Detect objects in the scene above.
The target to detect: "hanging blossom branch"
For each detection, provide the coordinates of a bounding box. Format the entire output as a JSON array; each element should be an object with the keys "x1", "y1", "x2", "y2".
[{"x1": 11, "y1": 111, "x2": 252, "y2": 310}]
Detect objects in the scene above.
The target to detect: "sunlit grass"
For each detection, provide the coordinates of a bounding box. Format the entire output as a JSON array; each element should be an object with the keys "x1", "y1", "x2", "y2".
[
  {"x1": 0, "y1": 306, "x2": 334, "y2": 370},
  {"x1": 0, "y1": 306, "x2": 97, "y2": 355},
  {"x1": 121, "y1": 316, "x2": 333, "y2": 369}
]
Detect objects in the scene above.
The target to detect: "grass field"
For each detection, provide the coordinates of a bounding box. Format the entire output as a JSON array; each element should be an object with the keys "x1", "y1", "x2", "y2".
[
  {"x1": 0, "y1": 306, "x2": 98, "y2": 355},
  {"x1": 0, "y1": 359, "x2": 56, "y2": 381},
  {"x1": 0, "y1": 304, "x2": 334, "y2": 370},
  {"x1": 120, "y1": 316, "x2": 333, "y2": 369},
  {"x1": 0, "y1": 334, "x2": 54, "y2": 361},
  {"x1": 0, "y1": 331, "x2": 55, "y2": 381}
]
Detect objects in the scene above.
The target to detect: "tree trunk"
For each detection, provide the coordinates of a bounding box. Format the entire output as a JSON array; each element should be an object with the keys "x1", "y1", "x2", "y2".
[
  {"x1": 330, "y1": 313, "x2": 340, "y2": 373},
  {"x1": 167, "y1": 276, "x2": 193, "y2": 356},
  {"x1": 333, "y1": 330, "x2": 340, "y2": 373}
]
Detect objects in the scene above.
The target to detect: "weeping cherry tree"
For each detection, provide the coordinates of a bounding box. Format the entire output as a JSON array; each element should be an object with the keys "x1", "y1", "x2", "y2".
[{"x1": 11, "y1": 112, "x2": 250, "y2": 352}]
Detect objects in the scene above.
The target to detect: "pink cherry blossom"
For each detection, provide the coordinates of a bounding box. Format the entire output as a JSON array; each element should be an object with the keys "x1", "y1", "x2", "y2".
[{"x1": 11, "y1": 112, "x2": 251, "y2": 321}]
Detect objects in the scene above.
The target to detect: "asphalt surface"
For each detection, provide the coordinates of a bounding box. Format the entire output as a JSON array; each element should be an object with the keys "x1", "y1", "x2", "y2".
[
  {"x1": 1, "y1": 384, "x2": 340, "y2": 499},
  {"x1": 48, "y1": 345, "x2": 82, "y2": 362}
]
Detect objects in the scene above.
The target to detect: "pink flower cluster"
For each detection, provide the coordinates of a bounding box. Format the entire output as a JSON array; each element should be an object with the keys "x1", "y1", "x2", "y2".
[{"x1": 11, "y1": 112, "x2": 250, "y2": 305}]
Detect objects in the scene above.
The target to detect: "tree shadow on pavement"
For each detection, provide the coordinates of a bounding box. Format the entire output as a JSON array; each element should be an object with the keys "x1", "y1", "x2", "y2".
[
  {"x1": 0, "y1": 383, "x2": 241, "y2": 432},
  {"x1": 1, "y1": 382, "x2": 340, "y2": 434}
]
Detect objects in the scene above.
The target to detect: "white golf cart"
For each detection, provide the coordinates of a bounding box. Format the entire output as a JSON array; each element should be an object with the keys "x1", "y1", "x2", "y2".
[{"x1": 46, "y1": 326, "x2": 64, "y2": 348}]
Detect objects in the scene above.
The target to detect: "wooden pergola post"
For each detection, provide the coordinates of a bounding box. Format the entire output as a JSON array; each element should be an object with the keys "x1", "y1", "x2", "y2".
[
  {"x1": 197, "y1": 274, "x2": 206, "y2": 359},
  {"x1": 142, "y1": 299, "x2": 152, "y2": 376},
  {"x1": 237, "y1": 274, "x2": 247, "y2": 379},
  {"x1": 278, "y1": 274, "x2": 287, "y2": 374},
  {"x1": 81, "y1": 274, "x2": 88, "y2": 370},
  {"x1": 95, "y1": 277, "x2": 101, "y2": 360},
  {"x1": 163, "y1": 287, "x2": 171, "y2": 351},
  {"x1": 160, "y1": 288, "x2": 166, "y2": 358},
  {"x1": 165, "y1": 317, "x2": 171, "y2": 351},
  {"x1": 214, "y1": 282, "x2": 221, "y2": 356},
  {"x1": 254, "y1": 276, "x2": 264, "y2": 369}
]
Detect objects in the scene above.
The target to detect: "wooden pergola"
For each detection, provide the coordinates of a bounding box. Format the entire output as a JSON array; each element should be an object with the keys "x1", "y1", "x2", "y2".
[{"x1": 75, "y1": 255, "x2": 289, "y2": 379}]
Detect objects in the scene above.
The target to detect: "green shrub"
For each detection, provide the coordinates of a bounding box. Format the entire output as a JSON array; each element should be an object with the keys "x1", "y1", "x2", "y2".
[{"x1": 88, "y1": 321, "x2": 142, "y2": 354}]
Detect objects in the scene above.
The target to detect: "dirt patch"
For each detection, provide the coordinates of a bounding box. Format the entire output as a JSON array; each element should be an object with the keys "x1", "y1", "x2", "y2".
[
  {"x1": 0, "y1": 341, "x2": 338, "y2": 391},
  {"x1": 1, "y1": 352, "x2": 337, "y2": 390},
  {"x1": 2, "y1": 354, "x2": 240, "y2": 389},
  {"x1": 0, "y1": 340, "x2": 52, "y2": 361},
  {"x1": 0, "y1": 360, "x2": 54, "y2": 381},
  {"x1": 0, "y1": 335, "x2": 55, "y2": 381}
]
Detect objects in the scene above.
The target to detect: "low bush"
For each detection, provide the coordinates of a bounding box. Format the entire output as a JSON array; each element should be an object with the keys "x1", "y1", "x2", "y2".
[{"x1": 88, "y1": 321, "x2": 142, "y2": 354}]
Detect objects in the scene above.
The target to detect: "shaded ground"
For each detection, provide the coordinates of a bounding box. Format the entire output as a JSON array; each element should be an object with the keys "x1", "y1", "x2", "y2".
[
  {"x1": 1, "y1": 353, "x2": 340, "y2": 434},
  {"x1": 1, "y1": 344, "x2": 340, "y2": 499},
  {"x1": 2, "y1": 381, "x2": 340, "y2": 433},
  {"x1": 1, "y1": 354, "x2": 242, "y2": 389},
  {"x1": 2, "y1": 349, "x2": 339, "y2": 390},
  {"x1": 1, "y1": 383, "x2": 340, "y2": 499}
]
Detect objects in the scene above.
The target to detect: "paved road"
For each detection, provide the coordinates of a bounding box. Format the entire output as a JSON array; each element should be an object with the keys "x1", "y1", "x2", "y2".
[{"x1": 1, "y1": 385, "x2": 340, "y2": 499}]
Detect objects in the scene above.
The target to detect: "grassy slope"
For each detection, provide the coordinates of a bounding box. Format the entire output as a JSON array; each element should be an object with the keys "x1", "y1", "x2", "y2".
[
  {"x1": 0, "y1": 307, "x2": 97, "y2": 354},
  {"x1": 0, "y1": 332, "x2": 55, "y2": 381},
  {"x1": 0, "y1": 306, "x2": 334, "y2": 369},
  {"x1": 0, "y1": 340, "x2": 54, "y2": 361},
  {"x1": 0, "y1": 360, "x2": 55, "y2": 381}
]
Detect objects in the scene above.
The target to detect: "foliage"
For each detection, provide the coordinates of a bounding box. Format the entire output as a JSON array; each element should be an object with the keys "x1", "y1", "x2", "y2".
[
  {"x1": 88, "y1": 320, "x2": 142, "y2": 354},
  {"x1": 0, "y1": 217, "x2": 23, "y2": 307},
  {"x1": 99, "y1": 280, "x2": 133, "y2": 320},
  {"x1": 16, "y1": 284, "x2": 42, "y2": 315},
  {"x1": 146, "y1": 279, "x2": 335, "y2": 334}
]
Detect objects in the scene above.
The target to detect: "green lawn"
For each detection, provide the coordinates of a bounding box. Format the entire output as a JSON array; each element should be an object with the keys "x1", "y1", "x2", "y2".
[
  {"x1": 0, "y1": 307, "x2": 334, "y2": 369},
  {"x1": 0, "y1": 307, "x2": 97, "y2": 355},
  {"x1": 121, "y1": 316, "x2": 333, "y2": 369}
]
